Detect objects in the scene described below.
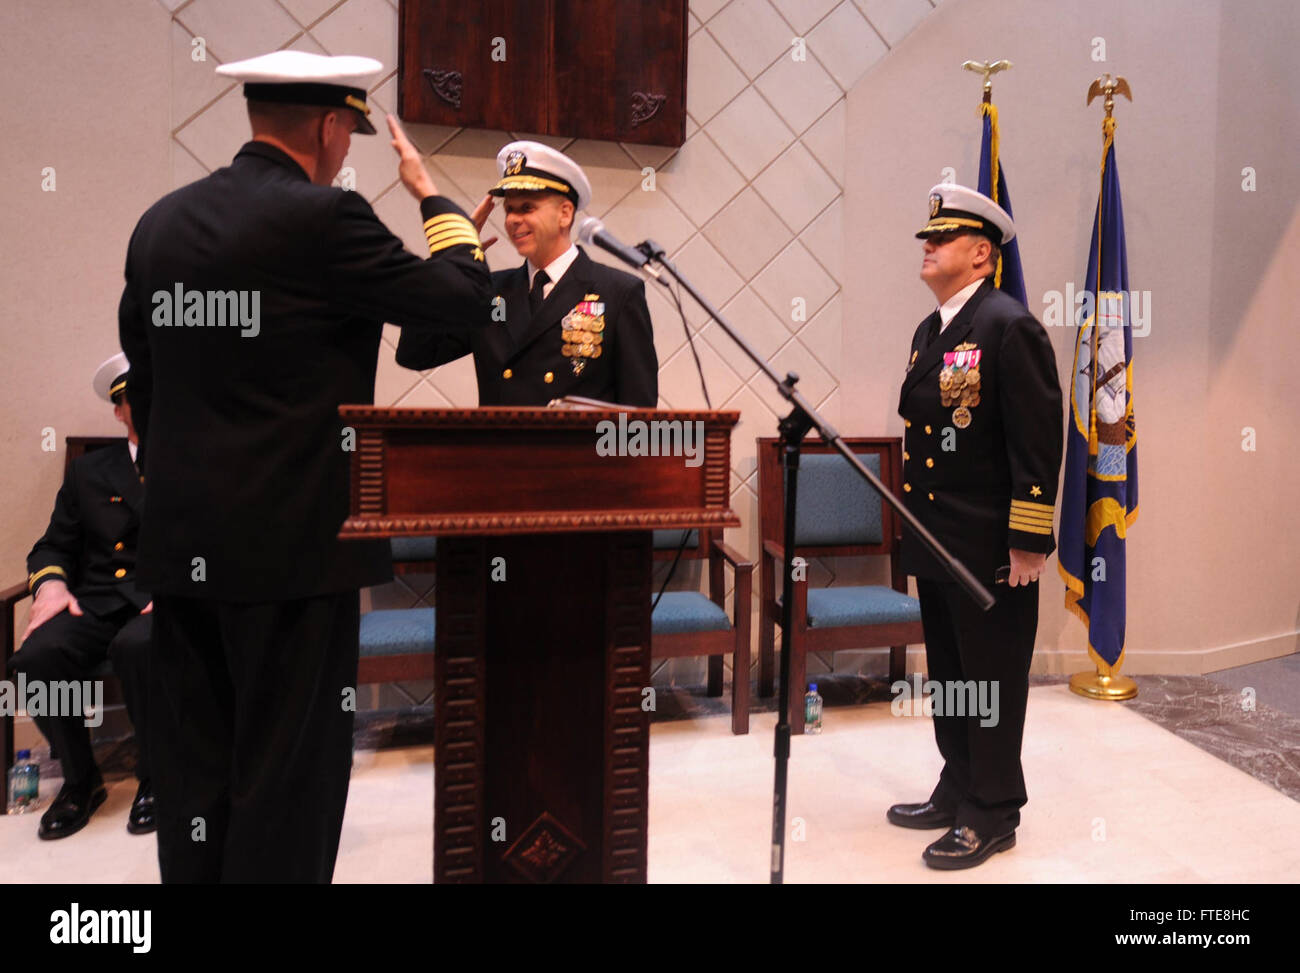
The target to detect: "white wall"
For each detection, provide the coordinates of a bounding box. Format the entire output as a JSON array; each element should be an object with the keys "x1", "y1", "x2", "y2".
[{"x1": 843, "y1": 0, "x2": 1300, "y2": 672}]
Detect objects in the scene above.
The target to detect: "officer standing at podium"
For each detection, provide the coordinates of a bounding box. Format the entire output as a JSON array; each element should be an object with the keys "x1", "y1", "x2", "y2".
[
  {"x1": 397, "y1": 141, "x2": 658, "y2": 407},
  {"x1": 888, "y1": 184, "x2": 1063, "y2": 870}
]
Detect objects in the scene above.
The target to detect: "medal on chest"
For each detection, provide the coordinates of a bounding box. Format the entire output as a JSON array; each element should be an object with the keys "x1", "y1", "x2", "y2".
[
  {"x1": 939, "y1": 343, "x2": 981, "y2": 429},
  {"x1": 561, "y1": 295, "x2": 604, "y2": 377}
]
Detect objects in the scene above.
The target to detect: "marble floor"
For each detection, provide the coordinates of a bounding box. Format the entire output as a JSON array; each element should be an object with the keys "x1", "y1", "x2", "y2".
[{"x1": 2, "y1": 679, "x2": 1298, "y2": 883}]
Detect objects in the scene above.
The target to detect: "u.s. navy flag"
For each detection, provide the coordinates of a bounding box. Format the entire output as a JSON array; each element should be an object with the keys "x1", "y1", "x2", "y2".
[
  {"x1": 977, "y1": 101, "x2": 1027, "y2": 307},
  {"x1": 1058, "y1": 116, "x2": 1139, "y2": 672}
]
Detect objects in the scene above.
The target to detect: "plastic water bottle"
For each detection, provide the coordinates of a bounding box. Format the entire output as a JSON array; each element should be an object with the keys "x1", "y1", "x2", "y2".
[
  {"x1": 804, "y1": 683, "x2": 823, "y2": 734},
  {"x1": 7, "y1": 749, "x2": 39, "y2": 814}
]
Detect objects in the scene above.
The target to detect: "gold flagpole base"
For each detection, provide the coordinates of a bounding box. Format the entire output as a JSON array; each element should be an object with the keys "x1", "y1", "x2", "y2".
[{"x1": 1069, "y1": 669, "x2": 1138, "y2": 700}]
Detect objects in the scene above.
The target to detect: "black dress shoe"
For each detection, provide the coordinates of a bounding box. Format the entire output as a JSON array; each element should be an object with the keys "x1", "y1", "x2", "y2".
[
  {"x1": 922, "y1": 825, "x2": 1016, "y2": 870},
  {"x1": 127, "y1": 779, "x2": 157, "y2": 835},
  {"x1": 37, "y1": 779, "x2": 108, "y2": 840},
  {"x1": 887, "y1": 801, "x2": 956, "y2": 830}
]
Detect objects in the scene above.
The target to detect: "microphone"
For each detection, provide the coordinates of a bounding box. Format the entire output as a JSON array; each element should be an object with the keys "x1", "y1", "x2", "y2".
[{"x1": 577, "y1": 217, "x2": 659, "y2": 277}]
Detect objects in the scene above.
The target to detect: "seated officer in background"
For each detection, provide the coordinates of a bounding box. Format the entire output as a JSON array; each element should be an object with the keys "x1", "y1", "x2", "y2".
[
  {"x1": 9, "y1": 352, "x2": 154, "y2": 839},
  {"x1": 398, "y1": 141, "x2": 658, "y2": 406}
]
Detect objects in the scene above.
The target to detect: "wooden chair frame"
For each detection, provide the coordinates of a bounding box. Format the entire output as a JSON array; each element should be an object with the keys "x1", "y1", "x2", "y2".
[
  {"x1": 756, "y1": 436, "x2": 921, "y2": 733},
  {"x1": 650, "y1": 527, "x2": 753, "y2": 735}
]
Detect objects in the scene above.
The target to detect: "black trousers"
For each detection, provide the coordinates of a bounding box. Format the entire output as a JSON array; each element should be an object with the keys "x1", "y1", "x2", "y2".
[
  {"x1": 149, "y1": 591, "x2": 359, "y2": 884},
  {"x1": 916, "y1": 577, "x2": 1038, "y2": 836},
  {"x1": 8, "y1": 605, "x2": 152, "y2": 787}
]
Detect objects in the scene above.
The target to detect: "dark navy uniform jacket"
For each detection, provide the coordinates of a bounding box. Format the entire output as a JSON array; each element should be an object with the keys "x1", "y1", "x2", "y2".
[
  {"x1": 395, "y1": 246, "x2": 657, "y2": 407},
  {"x1": 898, "y1": 278, "x2": 1064, "y2": 582},
  {"x1": 118, "y1": 140, "x2": 493, "y2": 601},
  {"x1": 27, "y1": 442, "x2": 151, "y2": 616}
]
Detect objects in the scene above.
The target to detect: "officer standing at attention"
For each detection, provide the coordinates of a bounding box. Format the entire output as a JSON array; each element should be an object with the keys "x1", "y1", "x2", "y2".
[
  {"x1": 889, "y1": 184, "x2": 1063, "y2": 870},
  {"x1": 397, "y1": 141, "x2": 658, "y2": 406},
  {"x1": 117, "y1": 51, "x2": 493, "y2": 882},
  {"x1": 10, "y1": 353, "x2": 155, "y2": 839}
]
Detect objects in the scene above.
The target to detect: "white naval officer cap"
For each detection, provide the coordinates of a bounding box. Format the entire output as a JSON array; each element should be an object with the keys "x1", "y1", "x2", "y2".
[
  {"x1": 489, "y1": 140, "x2": 592, "y2": 213},
  {"x1": 93, "y1": 352, "x2": 130, "y2": 404},
  {"x1": 216, "y1": 51, "x2": 383, "y2": 135},
  {"x1": 917, "y1": 183, "x2": 1015, "y2": 245}
]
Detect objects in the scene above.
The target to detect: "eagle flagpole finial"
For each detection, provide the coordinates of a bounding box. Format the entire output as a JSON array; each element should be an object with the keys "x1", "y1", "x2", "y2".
[
  {"x1": 1087, "y1": 73, "x2": 1133, "y2": 119},
  {"x1": 962, "y1": 59, "x2": 1012, "y2": 103}
]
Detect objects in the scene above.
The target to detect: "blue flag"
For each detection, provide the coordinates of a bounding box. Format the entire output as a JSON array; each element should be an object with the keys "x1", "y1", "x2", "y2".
[
  {"x1": 977, "y1": 102, "x2": 1027, "y2": 307},
  {"x1": 1057, "y1": 120, "x2": 1139, "y2": 672}
]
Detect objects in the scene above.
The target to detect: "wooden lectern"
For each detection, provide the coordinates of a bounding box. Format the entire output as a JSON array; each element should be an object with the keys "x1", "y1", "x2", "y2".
[{"x1": 339, "y1": 406, "x2": 739, "y2": 883}]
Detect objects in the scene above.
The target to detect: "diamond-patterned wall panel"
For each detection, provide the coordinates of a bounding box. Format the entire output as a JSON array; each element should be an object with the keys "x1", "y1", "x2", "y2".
[
  {"x1": 175, "y1": 0, "x2": 300, "y2": 63},
  {"x1": 311, "y1": 0, "x2": 398, "y2": 72},
  {"x1": 752, "y1": 142, "x2": 839, "y2": 234},
  {"x1": 706, "y1": 0, "x2": 795, "y2": 81},
  {"x1": 171, "y1": 21, "x2": 234, "y2": 130},
  {"x1": 166, "y1": 0, "x2": 940, "y2": 685}
]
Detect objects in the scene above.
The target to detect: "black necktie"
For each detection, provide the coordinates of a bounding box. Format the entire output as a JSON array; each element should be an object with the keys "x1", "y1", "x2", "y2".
[
  {"x1": 529, "y1": 270, "x2": 550, "y2": 314},
  {"x1": 923, "y1": 312, "x2": 941, "y2": 350}
]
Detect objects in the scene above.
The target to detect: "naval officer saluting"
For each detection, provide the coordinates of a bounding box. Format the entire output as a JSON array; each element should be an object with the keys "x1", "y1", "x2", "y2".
[
  {"x1": 118, "y1": 50, "x2": 493, "y2": 882},
  {"x1": 397, "y1": 141, "x2": 658, "y2": 406},
  {"x1": 889, "y1": 184, "x2": 1063, "y2": 870}
]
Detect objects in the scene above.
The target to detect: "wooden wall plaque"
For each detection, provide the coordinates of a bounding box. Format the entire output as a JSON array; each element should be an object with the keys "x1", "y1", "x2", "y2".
[{"x1": 398, "y1": 0, "x2": 688, "y2": 147}]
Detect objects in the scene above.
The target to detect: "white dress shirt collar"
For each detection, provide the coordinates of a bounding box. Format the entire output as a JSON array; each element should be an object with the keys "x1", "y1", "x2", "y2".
[
  {"x1": 938, "y1": 277, "x2": 988, "y2": 331},
  {"x1": 528, "y1": 242, "x2": 579, "y2": 300}
]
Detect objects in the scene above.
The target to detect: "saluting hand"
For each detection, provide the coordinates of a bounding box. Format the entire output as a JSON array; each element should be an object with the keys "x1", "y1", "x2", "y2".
[
  {"x1": 470, "y1": 195, "x2": 499, "y2": 252},
  {"x1": 1008, "y1": 548, "x2": 1047, "y2": 587},
  {"x1": 387, "y1": 114, "x2": 438, "y2": 201},
  {"x1": 21, "y1": 579, "x2": 82, "y2": 643}
]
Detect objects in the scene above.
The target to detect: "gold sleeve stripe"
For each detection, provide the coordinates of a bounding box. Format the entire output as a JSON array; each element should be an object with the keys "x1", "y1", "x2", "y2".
[
  {"x1": 423, "y1": 213, "x2": 475, "y2": 232},
  {"x1": 28, "y1": 565, "x2": 67, "y2": 591},
  {"x1": 425, "y1": 226, "x2": 482, "y2": 246},
  {"x1": 1011, "y1": 500, "x2": 1055, "y2": 515},
  {"x1": 425, "y1": 229, "x2": 481, "y2": 246},
  {"x1": 1008, "y1": 518, "x2": 1053, "y2": 535},
  {"x1": 1009, "y1": 509, "x2": 1054, "y2": 524},
  {"x1": 426, "y1": 230, "x2": 482, "y2": 247},
  {"x1": 428, "y1": 235, "x2": 482, "y2": 254},
  {"x1": 424, "y1": 220, "x2": 476, "y2": 241}
]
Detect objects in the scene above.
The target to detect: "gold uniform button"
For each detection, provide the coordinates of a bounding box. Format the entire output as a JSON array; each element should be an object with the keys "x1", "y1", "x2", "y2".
[
  {"x1": 503, "y1": 368, "x2": 513, "y2": 379},
  {"x1": 903, "y1": 451, "x2": 910, "y2": 461},
  {"x1": 903, "y1": 483, "x2": 912, "y2": 493},
  {"x1": 924, "y1": 425, "x2": 932, "y2": 434},
  {"x1": 925, "y1": 458, "x2": 934, "y2": 468},
  {"x1": 114, "y1": 542, "x2": 124, "y2": 551},
  {"x1": 544, "y1": 371, "x2": 554, "y2": 384},
  {"x1": 905, "y1": 420, "x2": 912, "y2": 428},
  {"x1": 928, "y1": 492, "x2": 935, "y2": 501},
  {"x1": 114, "y1": 568, "x2": 126, "y2": 579}
]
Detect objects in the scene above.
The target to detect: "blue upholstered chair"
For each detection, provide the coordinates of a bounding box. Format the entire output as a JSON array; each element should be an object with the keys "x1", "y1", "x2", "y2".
[
  {"x1": 756, "y1": 437, "x2": 922, "y2": 734},
  {"x1": 650, "y1": 528, "x2": 754, "y2": 735},
  {"x1": 357, "y1": 538, "x2": 438, "y2": 684},
  {"x1": 359, "y1": 534, "x2": 755, "y2": 738}
]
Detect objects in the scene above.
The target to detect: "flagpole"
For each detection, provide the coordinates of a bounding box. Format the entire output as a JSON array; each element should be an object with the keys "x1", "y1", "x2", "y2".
[{"x1": 1069, "y1": 74, "x2": 1137, "y2": 702}]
